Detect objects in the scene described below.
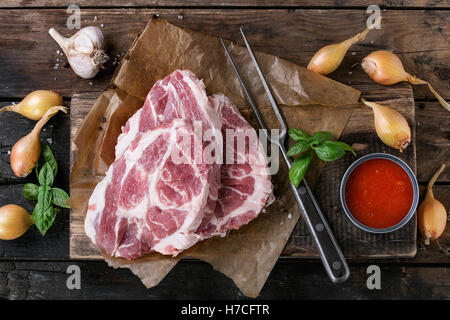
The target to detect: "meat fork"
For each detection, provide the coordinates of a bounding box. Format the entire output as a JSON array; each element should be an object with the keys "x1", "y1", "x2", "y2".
[{"x1": 220, "y1": 29, "x2": 350, "y2": 283}]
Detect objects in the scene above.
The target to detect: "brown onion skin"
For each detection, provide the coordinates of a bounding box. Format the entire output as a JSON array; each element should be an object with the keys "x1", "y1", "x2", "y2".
[
  {"x1": 418, "y1": 164, "x2": 447, "y2": 243},
  {"x1": 10, "y1": 131, "x2": 41, "y2": 177},
  {"x1": 0, "y1": 204, "x2": 34, "y2": 240},
  {"x1": 418, "y1": 196, "x2": 447, "y2": 241},
  {"x1": 361, "y1": 51, "x2": 410, "y2": 85}
]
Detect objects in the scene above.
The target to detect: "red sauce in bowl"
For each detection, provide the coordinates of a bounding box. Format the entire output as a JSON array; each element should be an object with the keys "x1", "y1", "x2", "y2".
[{"x1": 344, "y1": 158, "x2": 413, "y2": 229}]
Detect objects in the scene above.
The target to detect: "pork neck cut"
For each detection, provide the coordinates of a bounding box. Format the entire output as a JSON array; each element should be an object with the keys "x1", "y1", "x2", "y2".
[
  {"x1": 195, "y1": 94, "x2": 273, "y2": 238},
  {"x1": 85, "y1": 70, "x2": 273, "y2": 260},
  {"x1": 85, "y1": 119, "x2": 214, "y2": 259}
]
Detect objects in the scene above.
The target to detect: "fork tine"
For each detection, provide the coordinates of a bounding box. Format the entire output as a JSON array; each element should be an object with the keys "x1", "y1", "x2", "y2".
[
  {"x1": 220, "y1": 36, "x2": 269, "y2": 133},
  {"x1": 239, "y1": 28, "x2": 287, "y2": 138}
]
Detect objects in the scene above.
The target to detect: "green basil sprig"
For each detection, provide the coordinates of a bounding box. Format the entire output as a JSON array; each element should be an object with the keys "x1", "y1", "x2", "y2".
[
  {"x1": 22, "y1": 144, "x2": 70, "y2": 235},
  {"x1": 287, "y1": 129, "x2": 355, "y2": 187}
]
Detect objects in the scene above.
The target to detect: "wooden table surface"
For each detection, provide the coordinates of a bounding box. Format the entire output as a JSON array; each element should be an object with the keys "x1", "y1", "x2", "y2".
[{"x1": 0, "y1": 1, "x2": 449, "y2": 300}]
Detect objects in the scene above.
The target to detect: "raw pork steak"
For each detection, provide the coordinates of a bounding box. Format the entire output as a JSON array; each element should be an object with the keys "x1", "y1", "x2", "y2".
[
  {"x1": 195, "y1": 94, "x2": 273, "y2": 238},
  {"x1": 115, "y1": 69, "x2": 222, "y2": 159},
  {"x1": 85, "y1": 119, "x2": 214, "y2": 259},
  {"x1": 115, "y1": 69, "x2": 222, "y2": 220}
]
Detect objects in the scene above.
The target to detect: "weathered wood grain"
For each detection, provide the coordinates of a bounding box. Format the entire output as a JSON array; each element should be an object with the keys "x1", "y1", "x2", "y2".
[
  {"x1": 1, "y1": 260, "x2": 449, "y2": 299},
  {"x1": 0, "y1": 101, "x2": 71, "y2": 185},
  {"x1": 0, "y1": 184, "x2": 70, "y2": 260},
  {"x1": 0, "y1": 9, "x2": 448, "y2": 101},
  {"x1": 283, "y1": 85, "x2": 417, "y2": 258},
  {"x1": 2, "y1": 0, "x2": 449, "y2": 8},
  {"x1": 416, "y1": 100, "x2": 450, "y2": 183}
]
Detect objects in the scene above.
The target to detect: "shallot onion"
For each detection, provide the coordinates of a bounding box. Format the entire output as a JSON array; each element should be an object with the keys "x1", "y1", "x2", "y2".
[
  {"x1": 0, "y1": 90, "x2": 63, "y2": 121},
  {"x1": 307, "y1": 27, "x2": 371, "y2": 75},
  {"x1": 362, "y1": 51, "x2": 449, "y2": 112},
  {"x1": 361, "y1": 98, "x2": 411, "y2": 152},
  {"x1": 10, "y1": 106, "x2": 67, "y2": 177},
  {"x1": 418, "y1": 164, "x2": 448, "y2": 244},
  {"x1": 0, "y1": 204, "x2": 34, "y2": 240}
]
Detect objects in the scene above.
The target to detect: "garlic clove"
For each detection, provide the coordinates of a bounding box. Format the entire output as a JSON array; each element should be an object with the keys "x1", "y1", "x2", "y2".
[
  {"x1": 68, "y1": 54, "x2": 101, "y2": 79},
  {"x1": 49, "y1": 26, "x2": 108, "y2": 79}
]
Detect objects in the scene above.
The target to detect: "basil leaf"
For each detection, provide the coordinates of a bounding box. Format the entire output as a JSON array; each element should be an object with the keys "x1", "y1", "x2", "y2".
[
  {"x1": 286, "y1": 140, "x2": 310, "y2": 157},
  {"x1": 36, "y1": 144, "x2": 57, "y2": 178},
  {"x1": 313, "y1": 141, "x2": 346, "y2": 162},
  {"x1": 38, "y1": 162, "x2": 55, "y2": 187},
  {"x1": 33, "y1": 205, "x2": 56, "y2": 236},
  {"x1": 33, "y1": 186, "x2": 55, "y2": 235},
  {"x1": 41, "y1": 144, "x2": 57, "y2": 177},
  {"x1": 289, "y1": 153, "x2": 311, "y2": 187},
  {"x1": 310, "y1": 131, "x2": 333, "y2": 145},
  {"x1": 22, "y1": 183, "x2": 39, "y2": 200},
  {"x1": 288, "y1": 128, "x2": 310, "y2": 141},
  {"x1": 334, "y1": 141, "x2": 356, "y2": 156},
  {"x1": 51, "y1": 188, "x2": 70, "y2": 209}
]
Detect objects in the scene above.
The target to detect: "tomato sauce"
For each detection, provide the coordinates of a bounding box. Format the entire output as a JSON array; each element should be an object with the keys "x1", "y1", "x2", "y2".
[{"x1": 344, "y1": 158, "x2": 413, "y2": 229}]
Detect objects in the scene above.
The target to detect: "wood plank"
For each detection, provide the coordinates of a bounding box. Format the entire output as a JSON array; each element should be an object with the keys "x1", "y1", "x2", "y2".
[
  {"x1": 1, "y1": 260, "x2": 449, "y2": 299},
  {"x1": 283, "y1": 85, "x2": 417, "y2": 258},
  {"x1": 2, "y1": 0, "x2": 449, "y2": 8},
  {"x1": 416, "y1": 101, "x2": 450, "y2": 183},
  {"x1": 69, "y1": 83, "x2": 417, "y2": 259},
  {"x1": 0, "y1": 102, "x2": 70, "y2": 260},
  {"x1": 0, "y1": 184, "x2": 70, "y2": 260},
  {"x1": 0, "y1": 9, "x2": 448, "y2": 101},
  {"x1": 0, "y1": 101, "x2": 71, "y2": 184}
]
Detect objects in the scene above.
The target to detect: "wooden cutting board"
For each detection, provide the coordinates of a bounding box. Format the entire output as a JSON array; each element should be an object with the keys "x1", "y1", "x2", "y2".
[{"x1": 69, "y1": 83, "x2": 417, "y2": 259}]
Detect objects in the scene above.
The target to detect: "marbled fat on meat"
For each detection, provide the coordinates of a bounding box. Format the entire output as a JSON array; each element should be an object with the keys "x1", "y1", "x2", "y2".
[
  {"x1": 85, "y1": 70, "x2": 273, "y2": 260},
  {"x1": 195, "y1": 94, "x2": 273, "y2": 238},
  {"x1": 85, "y1": 120, "x2": 213, "y2": 258}
]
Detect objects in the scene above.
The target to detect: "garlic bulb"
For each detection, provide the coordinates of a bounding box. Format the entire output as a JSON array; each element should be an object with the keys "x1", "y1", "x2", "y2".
[{"x1": 49, "y1": 26, "x2": 109, "y2": 79}]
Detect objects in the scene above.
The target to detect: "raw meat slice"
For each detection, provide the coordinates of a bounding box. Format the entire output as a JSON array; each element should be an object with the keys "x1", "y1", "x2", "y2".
[
  {"x1": 114, "y1": 69, "x2": 223, "y2": 231},
  {"x1": 195, "y1": 94, "x2": 273, "y2": 238},
  {"x1": 85, "y1": 119, "x2": 215, "y2": 259},
  {"x1": 115, "y1": 69, "x2": 222, "y2": 159}
]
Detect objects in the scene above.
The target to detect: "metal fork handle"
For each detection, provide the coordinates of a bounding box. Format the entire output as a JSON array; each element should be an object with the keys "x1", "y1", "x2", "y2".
[
  {"x1": 220, "y1": 34, "x2": 350, "y2": 283},
  {"x1": 292, "y1": 178, "x2": 350, "y2": 282},
  {"x1": 280, "y1": 146, "x2": 350, "y2": 283}
]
